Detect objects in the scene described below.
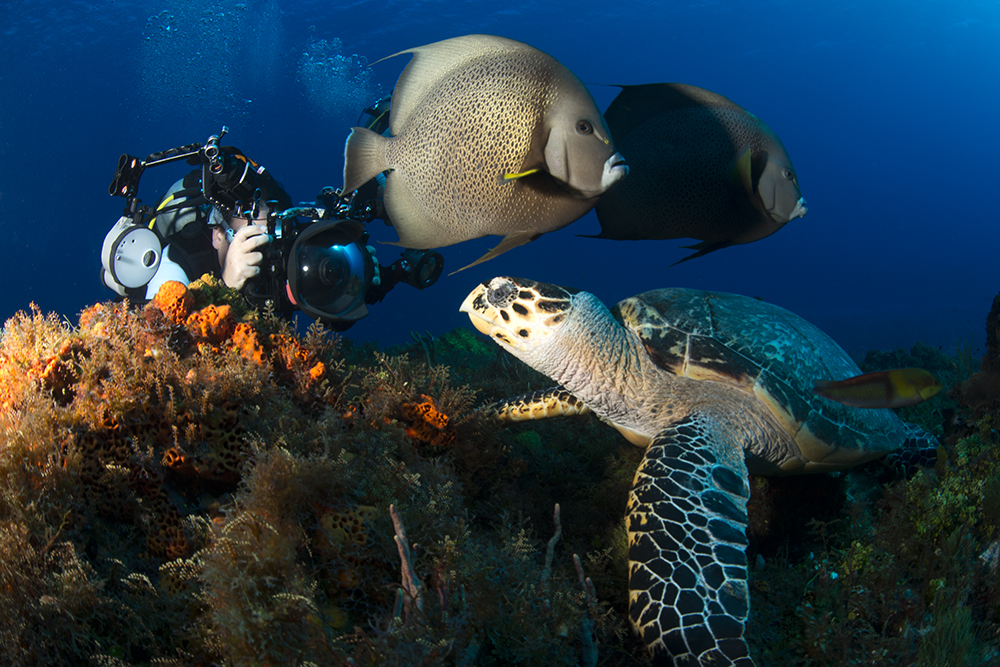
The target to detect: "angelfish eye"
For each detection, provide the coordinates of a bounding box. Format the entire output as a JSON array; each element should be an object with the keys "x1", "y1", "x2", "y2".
[
  {"x1": 782, "y1": 169, "x2": 795, "y2": 181},
  {"x1": 576, "y1": 120, "x2": 593, "y2": 135}
]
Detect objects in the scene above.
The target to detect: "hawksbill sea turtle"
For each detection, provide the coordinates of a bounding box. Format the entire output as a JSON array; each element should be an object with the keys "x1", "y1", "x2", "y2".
[{"x1": 459, "y1": 276, "x2": 937, "y2": 666}]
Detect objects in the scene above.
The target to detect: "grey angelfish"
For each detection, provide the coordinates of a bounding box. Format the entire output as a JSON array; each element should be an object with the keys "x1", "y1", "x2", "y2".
[{"x1": 343, "y1": 34, "x2": 628, "y2": 273}]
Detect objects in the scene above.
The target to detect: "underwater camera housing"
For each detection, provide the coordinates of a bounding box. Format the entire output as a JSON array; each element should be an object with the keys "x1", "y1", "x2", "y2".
[
  {"x1": 243, "y1": 211, "x2": 375, "y2": 328},
  {"x1": 107, "y1": 128, "x2": 444, "y2": 328},
  {"x1": 246, "y1": 203, "x2": 445, "y2": 330}
]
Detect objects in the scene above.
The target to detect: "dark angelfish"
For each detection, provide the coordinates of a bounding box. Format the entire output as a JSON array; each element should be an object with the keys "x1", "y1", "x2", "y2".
[{"x1": 591, "y1": 83, "x2": 806, "y2": 263}]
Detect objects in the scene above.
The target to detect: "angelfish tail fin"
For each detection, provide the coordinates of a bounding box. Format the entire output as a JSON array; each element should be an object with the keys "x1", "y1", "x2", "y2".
[{"x1": 343, "y1": 127, "x2": 390, "y2": 194}]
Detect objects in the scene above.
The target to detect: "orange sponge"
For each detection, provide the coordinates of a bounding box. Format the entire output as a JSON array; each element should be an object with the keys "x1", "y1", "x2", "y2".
[
  {"x1": 400, "y1": 394, "x2": 456, "y2": 449},
  {"x1": 153, "y1": 280, "x2": 194, "y2": 324},
  {"x1": 231, "y1": 322, "x2": 267, "y2": 366},
  {"x1": 186, "y1": 304, "x2": 235, "y2": 344},
  {"x1": 152, "y1": 281, "x2": 194, "y2": 325}
]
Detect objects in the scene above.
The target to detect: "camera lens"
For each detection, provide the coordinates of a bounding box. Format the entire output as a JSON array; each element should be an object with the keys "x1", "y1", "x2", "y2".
[
  {"x1": 314, "y1": 253, "x2": 347, "y2": 288},
  {"x1": 299, "y1": 245, "x2": 349, "y2": 290},
  {"x1": 294, "y1": 228, "x2": 369, "y2": 317},
  {"x1": 417, "y1": 254, "x2": 439, "y2": 285}
]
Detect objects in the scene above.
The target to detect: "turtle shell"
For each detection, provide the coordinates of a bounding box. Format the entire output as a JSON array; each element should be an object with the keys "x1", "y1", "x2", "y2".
[{"x1": 613, "y1": 288, "x2": 907, "y2": 470}]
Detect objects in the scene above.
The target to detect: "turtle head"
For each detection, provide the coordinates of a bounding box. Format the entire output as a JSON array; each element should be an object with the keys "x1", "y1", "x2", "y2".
[
  {"x1": 460, "y1": 276, "x2": 590, "y2": 367},
  {"x1": 462, "y1": 276, "x2": 644, "y2": 430}
]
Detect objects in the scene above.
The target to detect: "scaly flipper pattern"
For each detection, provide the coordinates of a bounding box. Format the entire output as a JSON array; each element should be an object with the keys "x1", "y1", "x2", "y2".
[
  {"x1": 627, "y1": 413, "x2": 754, "y2": 666},
  {"x1": 484, "y1": 386, "x2": 592, "y2": 422}
]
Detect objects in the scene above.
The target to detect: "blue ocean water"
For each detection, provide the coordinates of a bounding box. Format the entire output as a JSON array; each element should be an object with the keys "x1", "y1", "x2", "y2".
[{"x1": 1, "y1": 0, "x2": 997, "y2": 358}]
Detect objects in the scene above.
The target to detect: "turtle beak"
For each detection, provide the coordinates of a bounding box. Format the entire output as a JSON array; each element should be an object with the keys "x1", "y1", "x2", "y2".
[
  {"x1": 460, "y1": 284, "x2": 499, "y2": 336},
  {"x1": 466, "y1": 314, "x2": 494, "y2": 337}
]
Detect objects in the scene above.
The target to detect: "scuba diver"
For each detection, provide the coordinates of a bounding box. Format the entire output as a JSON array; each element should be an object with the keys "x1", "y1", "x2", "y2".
[
  {"x1": 103, "y1": 149, "x2": 292, "y2": 300},
  {"x1": 103, "y1": 108, "x2": 442, "y2": 331}
]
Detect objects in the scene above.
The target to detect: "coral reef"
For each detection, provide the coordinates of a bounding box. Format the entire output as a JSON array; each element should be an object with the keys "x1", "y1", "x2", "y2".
[
  {"x1": 742, "y1": 327, "x2": 1000, "y2": 665},
  {"x1": 1, "y1": 281, "x2": 998, "y2": 665},
  {"x1": 745, "y1": 429, "x2": 1000, "y2": 666},
  {"x1": 0, "y1": 284, "x2": 636, "y2": 666},
  {"x1": 953, "y1": 288, "x2": 1000, "y2": 415}
]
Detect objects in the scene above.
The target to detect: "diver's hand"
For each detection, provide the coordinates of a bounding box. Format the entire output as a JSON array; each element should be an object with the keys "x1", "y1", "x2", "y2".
[{"x1": 222, "y1": 224, "x2": 271, "y2": 290}]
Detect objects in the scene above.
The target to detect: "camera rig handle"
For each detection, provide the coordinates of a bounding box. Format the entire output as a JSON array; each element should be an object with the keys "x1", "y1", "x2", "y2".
[
  {"x1": 108, "y1": 127, "x2": 233, "y2": 213},
  {"x1": 203, "y1": 127, "x2": 228, "y2": 174}
]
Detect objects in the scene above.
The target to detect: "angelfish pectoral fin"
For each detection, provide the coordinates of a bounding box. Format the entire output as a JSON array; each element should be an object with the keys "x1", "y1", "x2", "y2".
[
  {"x1": 627, "y1": 412, "x2": 753, "y2": 665},
  {"x1": 448, "y1": 230, "x2": 540, "y2": 275},
  {"x1": 501, "y1": 168, "x2": 541, "y2": 183},
  {"x1": 729, "y1": 144, "x2": 754, "y2": 198},
  {"x1": 670, "y1": 240, "x2": 732, "y2": 266}
]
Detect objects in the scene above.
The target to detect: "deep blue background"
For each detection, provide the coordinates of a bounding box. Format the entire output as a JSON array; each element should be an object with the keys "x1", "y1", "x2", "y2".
[{"x1": 1, "y1": 0, "x2": 997, "y2": 358}]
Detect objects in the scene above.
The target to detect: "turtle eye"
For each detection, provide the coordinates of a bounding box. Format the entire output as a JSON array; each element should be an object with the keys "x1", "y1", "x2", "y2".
[
  {"x1": 576, "y1": 120, "x2": 593, "y2": 135},
  {"x1": 782, "y1": 168, "x2": 795, "y2": 181},
  {"x1": 487, "y1": 282, "x2": 517, "y2": 307}
]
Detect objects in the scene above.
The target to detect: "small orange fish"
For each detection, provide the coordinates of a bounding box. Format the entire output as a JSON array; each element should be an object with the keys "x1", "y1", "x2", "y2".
[{"x1": 813, "y1": 368, "x2": 942, "y2": 409}]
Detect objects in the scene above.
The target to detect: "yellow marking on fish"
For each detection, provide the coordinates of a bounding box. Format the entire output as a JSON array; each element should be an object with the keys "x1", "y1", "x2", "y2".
[{"x1": 503, "y1": 168, "x2": 540, "y2": 181}]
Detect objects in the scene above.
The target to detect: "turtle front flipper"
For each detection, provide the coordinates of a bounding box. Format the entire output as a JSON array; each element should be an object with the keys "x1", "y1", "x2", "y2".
[
  {"x1": 483, "y1": 386, "x2": 591, "y2": 423},
  {"x1": 628, "y1": 413, "x2": 754, "y2": 666}
]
